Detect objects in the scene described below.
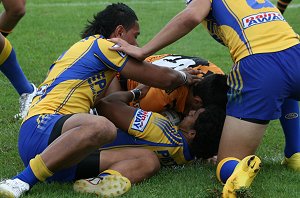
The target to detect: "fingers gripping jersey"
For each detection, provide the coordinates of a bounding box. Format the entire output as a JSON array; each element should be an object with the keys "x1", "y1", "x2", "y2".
[
  {"x1": 26, "y1": 35, "x2": 128, "y2": 119},
  {"x1": 102, "y1": 109, "x2": 194, "y2": 166},
  {"x1": 200, "y1": 0, "x2": 299, "y2": 62},
  {"x1": 127, "y1": 54, "x2": 224, "y2": 113}
]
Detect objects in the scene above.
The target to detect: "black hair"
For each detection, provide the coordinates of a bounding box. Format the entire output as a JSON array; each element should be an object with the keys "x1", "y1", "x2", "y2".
[
  {"x1": 81, "y1": 3, "x2": 138, "y2": 38},
  {"x1": 193, "y1": 74, "x2": 229, "y2": 110},
  {"x1": 190, "y1": 105, "x2": 226, "y2": 159}
]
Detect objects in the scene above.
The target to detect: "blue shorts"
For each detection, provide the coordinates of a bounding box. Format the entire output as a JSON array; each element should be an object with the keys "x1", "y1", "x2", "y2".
[
  {"x1": 18, "y1": 114, "x2": 77, "y2": 182},
  {"x1": 227, "y1": 44, "x2": 300, "y2": 120}
]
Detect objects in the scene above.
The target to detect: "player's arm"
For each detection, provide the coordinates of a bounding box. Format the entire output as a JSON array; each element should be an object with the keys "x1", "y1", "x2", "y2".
[
  {"x1": 121, "y1": 57, "x2": 200, "y2": 93},
  {"x1": 108, "y1": 0, "x2": 211, "y2": 61},
  {"x1": 96, "y1": 88, "x2": 148, "y2": 131}
]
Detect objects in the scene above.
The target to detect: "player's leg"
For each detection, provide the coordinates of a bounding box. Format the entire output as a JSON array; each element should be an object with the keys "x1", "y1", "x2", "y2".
[
  {"x1": 74, "y1": 148, "x2": 160, "y2": 196},
  {"x1": 0, "y1": 113, "x2": 117, "y2": 198},
  {"x1": 0, "y1": 34, "x2": 34, "y2": 95},
  {"x1": 99, "y1": 148, "x2": 160, "y2": 183},
  {"x1": 216, "y1": 53, "x2": 288, "y2": 197},
  {"x1": 277, "y1": 0, "x2": 292, "y2": 14},
  {"x1": 0, "y1": 0, "x2": 34, "y2": 119},
  {"x1": 279, "y1": 44, "x2": 300, "y2": 171},
  {"x1": 0, "y1": 0, "x2": 26, "y2": 36},
  {"x1": 0, "y1": 33, "x2": 36, "y2": 119},
  {"x1": 41, "y1": 114, "x2": 116, "y2": 171},
  {"x1": 280, "y1": 99, "x2": 300, "y2": 171},
  {"x1": 217, "y1": 117, "x2": 264, "y2": 197}
]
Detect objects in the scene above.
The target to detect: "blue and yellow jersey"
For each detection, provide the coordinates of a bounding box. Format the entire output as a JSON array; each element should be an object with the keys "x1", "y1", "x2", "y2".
[
  {"x1": 26, "y1": 35, "x2": 128, "y2": 120},
  {"x1": 199, "y1": 0, "x2": 300, "y2": 62},
  {"x1": 101, "y1": 109, "x2": 194, "y2": 166}
]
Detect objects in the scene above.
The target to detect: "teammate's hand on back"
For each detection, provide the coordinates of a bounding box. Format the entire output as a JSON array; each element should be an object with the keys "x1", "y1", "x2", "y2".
[{"x1": 108, "y1": 37, "x2": 146, "y2": 61}]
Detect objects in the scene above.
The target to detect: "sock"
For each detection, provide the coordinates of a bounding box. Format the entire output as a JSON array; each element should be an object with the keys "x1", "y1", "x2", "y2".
[
  {"x1": 280, "y1": 99, "x2": 300, "y2": 158},
  {"x1": 98, "y1": 169, "x2": 122, "y2": 177},
  {"x1": 277, "y1": 0, "x2": 292, "y2": 14},
  {"x1": 14, "y1": 154, "x2": 53, "y2": 187},
  {"x1": 216, "y1": 157, "x2": 240, "y2": 184},
  {"x1": 0, "y1": 37, "x2": 33, "y2": 95},
  {"x1": 14, "y1": 165, "x2": 39, "y2": 187}
]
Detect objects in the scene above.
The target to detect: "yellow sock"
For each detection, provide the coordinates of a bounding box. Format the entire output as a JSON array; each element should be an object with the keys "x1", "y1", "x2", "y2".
[
  {"x1": 0, "y1": 37, "x2": 12, "y2": 65},
  {"x1": 29, "y1": 154, "x2": 53, "y2": 181}
]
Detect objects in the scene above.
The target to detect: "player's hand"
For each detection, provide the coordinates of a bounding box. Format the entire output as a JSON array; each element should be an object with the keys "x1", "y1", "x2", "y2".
[
  {"x1": 108, "y1": 38, "x2": 146, "y2": 61},
  {"x1": 182, "y1": 69, "x2": 202, "y2": 86}
]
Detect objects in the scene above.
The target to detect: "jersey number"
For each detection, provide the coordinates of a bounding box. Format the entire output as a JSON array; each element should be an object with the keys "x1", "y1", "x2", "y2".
[{"x1": 246, "y1": 0, "x2": 274, "y2": 9}]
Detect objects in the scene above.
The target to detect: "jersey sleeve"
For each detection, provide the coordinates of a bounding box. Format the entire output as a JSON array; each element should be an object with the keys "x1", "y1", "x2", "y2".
[
  {"x1": 96, "y1": 39, "x2": 129, "y2": 72},
  {"x1": 128, "y1": 109, "x2": 169, "y2": 139}
]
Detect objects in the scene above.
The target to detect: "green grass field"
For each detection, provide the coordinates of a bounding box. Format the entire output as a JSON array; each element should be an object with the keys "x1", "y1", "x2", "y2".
[{"x1": 0, "y1": 0, "x2": 300, "y2": 197}]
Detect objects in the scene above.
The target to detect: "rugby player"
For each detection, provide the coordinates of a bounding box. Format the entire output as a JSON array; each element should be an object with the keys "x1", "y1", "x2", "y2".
[
  {"x1": 0, "y1": 3, "x2": 199, "y2": 198},
  {"x1": 108, "y1": 0, "x2": 300, "y2": 197},
  {"x1": 73, "y1": 86, "x2": 226, "y2": 195},
  {"x1": 124, "y1": 54, "x2": 228, "y2": 114}
]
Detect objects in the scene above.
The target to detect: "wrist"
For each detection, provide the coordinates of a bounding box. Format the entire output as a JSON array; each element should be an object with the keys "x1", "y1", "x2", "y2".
[
  {"x1": 165, "y1": 71, "x2": 188, "y2": 94},
  {"x1": 178, "y1": 71, "x2": 188, "y2": 85},
  {"x1": 130, "y1": 89, "x2": 142, "y2": 101}
]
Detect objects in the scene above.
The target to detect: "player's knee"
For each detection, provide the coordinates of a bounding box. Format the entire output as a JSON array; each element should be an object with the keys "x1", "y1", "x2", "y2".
[
  {"x1": 142, "y1": 150, "x2": 161, "y2": 176},
  {"x1": 85, "y1": 116, "x2": 117, "y2": 146},
  {"x1": 7, "y1": 4, "x2": 26, "y2": 20}
]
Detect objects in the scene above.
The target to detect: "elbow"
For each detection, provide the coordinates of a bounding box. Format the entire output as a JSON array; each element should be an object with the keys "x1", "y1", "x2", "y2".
[
  {"x1": 187, "y1": 14, "x2": 202, "y2": 28},
  {"x1": 181, "y1": 9, "x2": 203, "y2": 29}
]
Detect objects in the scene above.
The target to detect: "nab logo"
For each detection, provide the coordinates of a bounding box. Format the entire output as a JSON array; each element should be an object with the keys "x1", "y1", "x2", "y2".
[
  {"x1": 285, "y1": 112, "x2": 299, "y2": 119},
  {"x1": 131, "y1": 109, "x2": 152, "y2": 132},
  {"x1": 242, "y1": 12, "x2": 285, "y2": 29}
]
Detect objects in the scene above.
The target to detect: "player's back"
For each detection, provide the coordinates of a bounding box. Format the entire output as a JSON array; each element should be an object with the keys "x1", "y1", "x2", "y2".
[
  {"x1": 26, "y1": 35, "x2": 127, "y2": 120},
  {"x1": 203, "y1": 0, "x2": 299, "y2": 62}
]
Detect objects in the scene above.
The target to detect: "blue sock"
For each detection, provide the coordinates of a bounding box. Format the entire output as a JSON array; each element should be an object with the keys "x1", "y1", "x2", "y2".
[
  {"x1": 13, "y1": 165, "x2": 39, "y2": 187},
  {"x1": 0, "y1": 38, "x2": 33, "y2": 95},
  {"x1": 280, "y1": 99, "x2": 300, "y2": 158},
  {"x1": 98, "y1": 173, "x2": 110, "y2": 177},
  {"x1": 217, "y1": 158, "x2": 239, "y2": 184}
]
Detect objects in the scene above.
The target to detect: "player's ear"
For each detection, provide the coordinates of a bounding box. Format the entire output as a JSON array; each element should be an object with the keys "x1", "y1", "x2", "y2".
[{"x1": 114, "y1": 25, "x2": 126, "y2": 38}]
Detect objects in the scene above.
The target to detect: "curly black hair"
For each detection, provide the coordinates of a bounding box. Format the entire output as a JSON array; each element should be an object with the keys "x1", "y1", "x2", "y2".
[
  {"x1": 190, "y1": 105, "x2": 226, "y2": 159},
  {"x1": 193, "y1": 74, "x2": 229, "y2": 111},
  {"x1": 81, "y1": 3, "x2": 138, "y2": 38}
]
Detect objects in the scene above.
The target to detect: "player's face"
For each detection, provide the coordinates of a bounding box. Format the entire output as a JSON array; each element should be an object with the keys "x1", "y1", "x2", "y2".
[
  {"x1": 121, "y1": 21, "x2": 140, "y2": 46},
  {"x1": 180, "y1": 108, "x2": 205, "y2": 130}
]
